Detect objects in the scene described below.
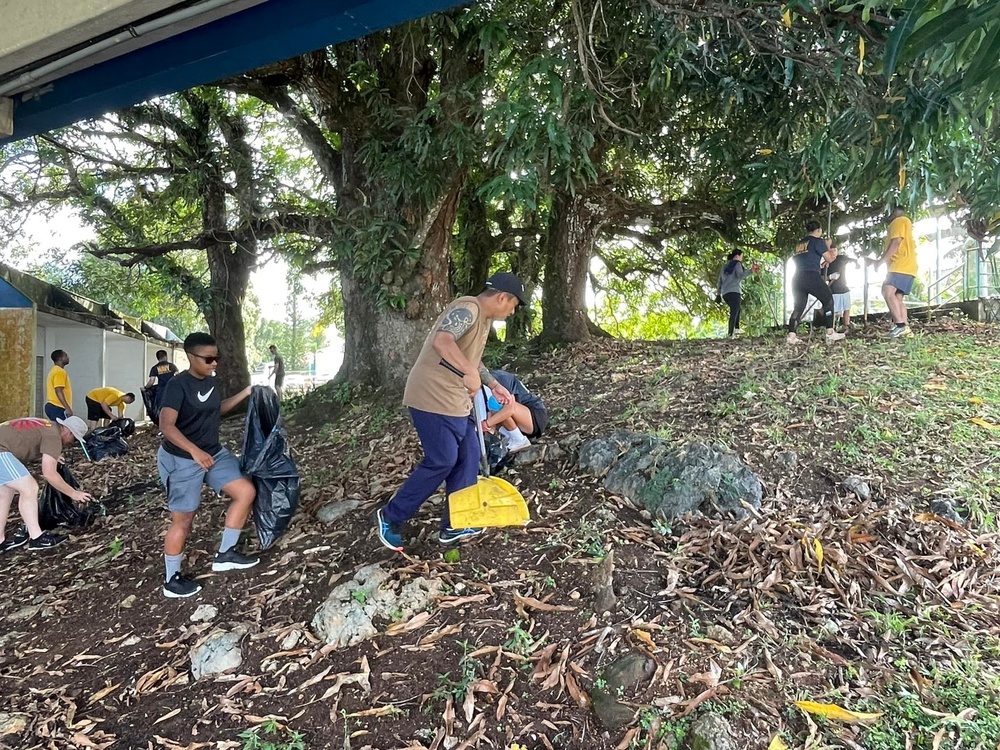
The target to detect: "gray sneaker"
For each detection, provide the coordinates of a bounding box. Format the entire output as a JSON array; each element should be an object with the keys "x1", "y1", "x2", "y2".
[{"x1": 211, "y1": 548, "x2": 260, "y2": 572}]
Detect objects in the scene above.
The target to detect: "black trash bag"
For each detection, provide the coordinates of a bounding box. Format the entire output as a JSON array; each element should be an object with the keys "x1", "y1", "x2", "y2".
[
  {"x1": 485, "y1": 432, "x2": 514, "y2": 474},
  {"x1": 241, "y1": 386, "x2": 300, "y2": 550},
  {"x1": 141, "y1": 388, "x2": 159, "y2": 423},
  {"x1": 85, "y1": 425, "x2": 129, "y2": 461},
  {"x1": 110, "y1": 417, "x2": 135, "y2": 438},
  {"x1": 39, "y1": 464, "x2": 96, "y2": 530}
]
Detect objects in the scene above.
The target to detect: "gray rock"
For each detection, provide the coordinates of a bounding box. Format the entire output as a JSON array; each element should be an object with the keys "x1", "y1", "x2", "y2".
[
  {"x1": 603, "y1": 652, "x2": 656, "y2": 692},
  {"x1": 776, "y1": 451, "x2": 798, "y2": 470},
  {"x1": 7, "y1": 605, "x2": 40, "y2": 622},
  {"x1": 706, "y1": 623, "x2": 736, "y2": 645},
  {"x1": 120, "y1": 595, "x2": 137, "y2": 609},
  {"x1": 590, "y1": 687, "x2": 637, "y2": 730},
  {"x1": 514, "y1": 444, "x2": 546, "y2": 465},
  {"x1": 190, "y1": 604, "x2": 218, "y2": 623},
  {"x1": 190, "y1": 628, "x2": 244, "y2": 680},
  {"x1": 580, "y1": 434, "x2": 763, "y2": 520},
  {"x1": 589, "y1": 652, "x2": 655, "y2": 730},
  {"x1": 685, "y1": 713, "x2": 737, "y2": 750},
  {"x1": 316, "y1": 499, "x2": 361, "y2": 524},
  {"x1": 312, "y1": 563, "x2": 441, "y2": 650},
  {"x1": 929, "y1": 498, "x2": 964, "y2": 525},
  {"x1": 0, "y1": 713, "x2": 28, "y2": 737},
  {"x1": 546, "y1": 443, "x2": 567, "y2": 462},
  {"x1": 841, "y1": 475, "x2": 871, "y2": 501}
]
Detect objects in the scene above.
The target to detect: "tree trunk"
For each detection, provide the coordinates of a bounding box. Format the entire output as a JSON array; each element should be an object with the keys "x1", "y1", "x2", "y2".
[
  {"x1": 540, "y1": 191, "x2": 607, "y2": 344},
  {"x1": 204, "y1": 245, "x2": 253, "y2": 396},
  {"x1": 337, "y1": 177, "x2": 462, "y2": 390}
]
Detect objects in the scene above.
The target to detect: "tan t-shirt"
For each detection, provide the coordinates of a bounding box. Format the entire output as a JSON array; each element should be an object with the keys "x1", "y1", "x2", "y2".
[
  {"x1": 403, "y1": 297, "x2": 492, "y2": 417},
  {"x1": 0, "y1": 418, "x2": 63, "y2": 463}
]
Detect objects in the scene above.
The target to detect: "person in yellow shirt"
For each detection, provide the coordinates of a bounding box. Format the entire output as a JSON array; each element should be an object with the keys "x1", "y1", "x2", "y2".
[
  {"x1": 44, "y1": 350, "x2": 73, "y2": 421},
  {"x1": 881, "y1": 207, "x2": 918, "y2": 338},
  {"x1": 85, "y1": 387, "x2": 136, "y2": 430}
]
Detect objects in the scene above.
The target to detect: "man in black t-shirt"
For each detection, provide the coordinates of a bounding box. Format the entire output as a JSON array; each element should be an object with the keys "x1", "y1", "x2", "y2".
[
  {"x1": 144, "y1": 349, "x2": 179, "y2": 420},
  {"x1": 787, "y1": 221, "x2": 846, "y2": 344},
  {"x1": 156, "y1": 332, "x2": 256, "y2": 598},
  {"x1": 482, "y1": 370, "x2": 548, "y2": 453}
]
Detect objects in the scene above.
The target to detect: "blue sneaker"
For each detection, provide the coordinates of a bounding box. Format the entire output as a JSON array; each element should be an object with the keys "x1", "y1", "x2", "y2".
[
  {"x1": 437, "y1": 527, "x2": 485, "y2": 545},
  {"x1": 376, "y1": 508, "x2": 404, "y2": 551}
]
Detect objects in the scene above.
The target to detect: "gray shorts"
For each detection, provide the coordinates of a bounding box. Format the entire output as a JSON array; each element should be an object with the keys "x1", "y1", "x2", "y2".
[
  {"x1": 833, "y1": 291, "x2": 851, "y2": 314},
  {"x1": 0, "y1": 452, "x2": 29, "y2": 486},
  {"x1": 157, "y1": 446, "x2": 245, "y2": 513},
  {"x1": 884, "y1": 272, "x2": 915, "y2": 295}
]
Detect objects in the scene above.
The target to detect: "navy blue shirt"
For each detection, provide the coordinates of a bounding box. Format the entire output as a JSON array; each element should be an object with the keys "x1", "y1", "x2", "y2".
[
  {"x1": 159, "y1": 371, "x2": 222, "y2": 458},
  {"x1": 149, "y1": 361, "x2": 178, "y2": 388},
  {"x1": 491, "y1": 370, "x2": 545, "y2": 413},
  {"x1": 793, "y1": 236, "x2": 828, "y2": 274}
]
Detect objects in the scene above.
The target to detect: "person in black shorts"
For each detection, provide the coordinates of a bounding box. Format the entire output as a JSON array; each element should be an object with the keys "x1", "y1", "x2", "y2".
[
  {"x1": 157, "y1": 332, "x2": 257, "y2": 598},
  {"x1": 787, "y1": 220, "x2": 846, "y2": 344},
  {"x1": 482, "y1": 370, "x2": 547, "y2": 453}
]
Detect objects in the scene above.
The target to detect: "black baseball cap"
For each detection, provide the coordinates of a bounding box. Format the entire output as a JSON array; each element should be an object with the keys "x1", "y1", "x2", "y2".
[{"x1": 484, "y1": 271, "x2": 526, "y2": 306}]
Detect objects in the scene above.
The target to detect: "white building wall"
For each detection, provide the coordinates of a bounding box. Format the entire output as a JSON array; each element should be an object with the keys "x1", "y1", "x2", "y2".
[
  {"x1": 37, "y1": 314, "x2": 103, "y2": 416},
  {"x1": 104, "y1": 331, "x2": 145, "y2": 421}
]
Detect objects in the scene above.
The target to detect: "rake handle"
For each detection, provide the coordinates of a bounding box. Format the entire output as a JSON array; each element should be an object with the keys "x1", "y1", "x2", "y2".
[{"x1": 438, "y1": 359, "x2": 491, "y2": 477}]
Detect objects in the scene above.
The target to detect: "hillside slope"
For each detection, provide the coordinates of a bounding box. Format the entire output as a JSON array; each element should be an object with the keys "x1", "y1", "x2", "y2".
[{"x1": 1, "y1": 317, "x2": 999, "y2": 750}]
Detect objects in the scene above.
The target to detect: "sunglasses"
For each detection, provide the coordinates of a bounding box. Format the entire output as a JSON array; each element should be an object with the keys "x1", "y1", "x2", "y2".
[{"x1": 189, "y1": 353, "x2": 220, "y2": 364}]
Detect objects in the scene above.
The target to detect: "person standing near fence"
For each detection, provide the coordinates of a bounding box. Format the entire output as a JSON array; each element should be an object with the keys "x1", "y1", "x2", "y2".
[
  {"x1": 269, "y1": 345, "x2": 285, "y2": 401},
  {"x1": 787, "y1": 221, "x2": 846, "y2": 344},
  {"x1": 881, "y1": 207, "x2": 918, "y2": 338},
  {"x1": 716, "y1": 250, "x2": 758, "y2": 337},
  {"x1": 825, "y1": 247, "x2": 856, "y2": 332},
  {"x1": 144, "y1": 349, "x2": 178, "y2": 416},
  {"x1": 44, "y1": 350, "x2": 73, "y2": 421}
]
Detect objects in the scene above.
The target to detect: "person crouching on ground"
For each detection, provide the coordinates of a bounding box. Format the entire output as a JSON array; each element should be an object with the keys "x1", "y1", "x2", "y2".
[
  {"x1": 0, "y1": 416, "x2": 93, "y2": 552},
  {"x1": 157, "y1": 332, "x2": 257, "y2": 598},
  {"x1": 481, "y1": 370, "x2": 548, "y2": 453},
  {"x1": 376, "y1": 272, "x2": 525, "y2": 552},
  {"x1": 85, "y1": 386, "x2": 135, "y2": 430}
]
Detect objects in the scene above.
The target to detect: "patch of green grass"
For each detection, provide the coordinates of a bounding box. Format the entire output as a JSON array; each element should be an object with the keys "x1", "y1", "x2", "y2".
[
  {"x1": 238, "y1": 719, "x2": 305, "y2": 750},
  {"x1": 431, "y1": 641, "x2": 481, "y2": 704},
  {"x1": 858, "y1": 661, "x2": 1000, "y2": 750}
]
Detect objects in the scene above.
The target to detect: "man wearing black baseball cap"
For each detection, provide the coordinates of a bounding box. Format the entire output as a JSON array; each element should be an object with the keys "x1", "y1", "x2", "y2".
[{"x1": 376, "y1": 271, "x2": 526, "y2": 551}]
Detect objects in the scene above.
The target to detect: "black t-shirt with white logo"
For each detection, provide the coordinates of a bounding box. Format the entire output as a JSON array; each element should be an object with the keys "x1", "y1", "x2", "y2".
[
  {"x1": 159, "y1": 371, "x2": 222, "y2": 458},
  {"x1": 149, "y1": 361, "x2": 178, "y2": 388}
]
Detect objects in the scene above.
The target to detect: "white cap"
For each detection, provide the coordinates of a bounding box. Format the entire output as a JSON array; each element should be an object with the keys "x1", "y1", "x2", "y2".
[{"x1": 56, "y1": 416, "x2": 90, "y2": 458}]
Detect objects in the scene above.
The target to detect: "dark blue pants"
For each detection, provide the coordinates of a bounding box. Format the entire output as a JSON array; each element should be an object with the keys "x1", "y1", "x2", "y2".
[
  {"x1": 44, "y1": 403, "x2": 67, "y2": 421},
  {"x1": 383, "y1": 408, "x2": 480, "y2": 529}
]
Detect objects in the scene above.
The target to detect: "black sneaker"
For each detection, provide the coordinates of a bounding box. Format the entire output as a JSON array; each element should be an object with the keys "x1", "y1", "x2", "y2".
[
  {"x1": 0, "y1": 524, "x2": 28, "y2": 552},
  {"x1": 211, "y1": 548, "x2": 260, "y2": 572},
  {"x1": 163, "y1": 572, "x2": 202, "y2": 598},
  {"x1": 27, "y1": 531, "x2": 66, "y2": 551}
]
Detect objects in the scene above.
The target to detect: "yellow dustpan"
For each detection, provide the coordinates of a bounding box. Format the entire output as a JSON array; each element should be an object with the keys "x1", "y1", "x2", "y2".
[{"x1": 440, "y1": 360, "x2": 531, "y2": 528}]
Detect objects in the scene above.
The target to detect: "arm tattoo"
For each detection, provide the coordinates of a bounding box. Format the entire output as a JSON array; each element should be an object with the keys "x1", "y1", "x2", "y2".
[
  {"x1": 479, "y1": 365, "x2": 496, "y2": 386},
  {"x1": 437, "y1": 307, "x2": 475, "y2": 339}
]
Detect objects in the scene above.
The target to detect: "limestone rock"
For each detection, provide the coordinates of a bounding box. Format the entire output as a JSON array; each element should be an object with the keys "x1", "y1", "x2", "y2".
[
  {"x1": 0, "y1": 713, "x2": 28, "y2": 737},
  {"x1": 841, "y1": 475, "x2": 871, "y2": 501},
  {"x1": 316, "y1": 499, "x2": 361, "y2": 524},
  {"x1": 190, "y1": 604, "x2": 218, "y2": 623},
  {"x1": 588, "y1": 652, "x2": 655, "y2": 730},
  {"x1": 685, "y1": 713, "x2": 737, "y2": 750},
  {"x1": 190, "y1": 628, "x2": 244, "y2": 680},
  {"x1": 929, "y1": 498, "x2": 964, "y2": 525},
  {"x1": 776, "y1": 451, "x2": 798, "y2": 470},
  {"x1": 514, "y1": 444, "x2": 546, "y2": 465},
  {"x1": 312, "y1": 563, "x2": 441, "y2": 650},
  {"x1": 579, "y1": 434, "x2": 763, "y2": 520}
]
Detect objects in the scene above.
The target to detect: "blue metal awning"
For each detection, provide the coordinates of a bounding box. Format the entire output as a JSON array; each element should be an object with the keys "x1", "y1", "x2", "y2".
[{"x1": 0, "y1": 0, "x2": 467, "y2": 145}]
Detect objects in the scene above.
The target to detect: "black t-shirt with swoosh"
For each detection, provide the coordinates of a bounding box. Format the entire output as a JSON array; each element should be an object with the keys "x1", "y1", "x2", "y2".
[{"x1": 159, "y1": 371, "x2": 222, "y2": 458}]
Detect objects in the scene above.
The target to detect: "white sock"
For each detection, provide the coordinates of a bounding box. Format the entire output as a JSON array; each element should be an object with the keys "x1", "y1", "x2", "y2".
[{"x1": 499, "y1": 426, "x2": 525, "y2": 441}]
